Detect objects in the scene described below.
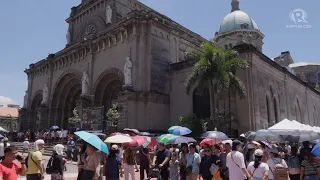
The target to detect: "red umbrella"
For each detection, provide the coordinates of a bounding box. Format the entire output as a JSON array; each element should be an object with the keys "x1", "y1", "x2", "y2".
[
  {"x1": 124, "y1": 135, "x2": 148, "y2": 147},
  {"x1": 200, "y1": 138, "x2": 223, "y2": 147}
]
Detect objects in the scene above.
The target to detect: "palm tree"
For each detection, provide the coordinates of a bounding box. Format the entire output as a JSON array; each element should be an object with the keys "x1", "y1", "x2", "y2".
[{"x1": 185, "y1": 42, "x2": 248, "y2": 133}]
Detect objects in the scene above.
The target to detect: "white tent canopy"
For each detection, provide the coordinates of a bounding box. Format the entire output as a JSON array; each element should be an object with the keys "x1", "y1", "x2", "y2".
[{"x1": 269, "y1": 118, "x2": 320, "y2": 133}]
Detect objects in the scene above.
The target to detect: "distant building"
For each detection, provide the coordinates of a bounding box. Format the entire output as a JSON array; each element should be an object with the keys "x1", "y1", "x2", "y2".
[{"x1": 0, "y1": 105, "x2": 19, "y2": 131}]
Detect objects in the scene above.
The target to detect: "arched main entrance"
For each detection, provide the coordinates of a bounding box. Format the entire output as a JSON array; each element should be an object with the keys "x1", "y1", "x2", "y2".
[
  {"x1": 29, "y1": 91, "x2": 42, "y2": 130},
  {"x1": 94, "y1": 69, "x2": 124, "y2": 123},
  {"x1": 51, "y1": 72, "x2": 82, "y2": 129}
]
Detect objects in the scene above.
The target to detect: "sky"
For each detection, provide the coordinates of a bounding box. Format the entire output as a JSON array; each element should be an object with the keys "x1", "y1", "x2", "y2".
[{"x1": 0, "y1": 0, "x2": 319, "y2": 106}]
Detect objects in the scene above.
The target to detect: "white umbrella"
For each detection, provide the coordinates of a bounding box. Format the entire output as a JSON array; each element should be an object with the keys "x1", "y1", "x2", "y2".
[
  {"x1": 104, "y1": 134, "x2": 133, "y2": 143},
  {"x1": 269, "y1": 119, "x2": 304, "y2": 135}
]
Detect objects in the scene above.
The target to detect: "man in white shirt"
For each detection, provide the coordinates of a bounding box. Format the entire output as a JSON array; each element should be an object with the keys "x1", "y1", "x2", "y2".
[
  {"x1": 226, "y1": 140, "x2": 252, "y2": 180},
  {"x1": 22, "y1": 138, "x2": 30, "y2": 155}
]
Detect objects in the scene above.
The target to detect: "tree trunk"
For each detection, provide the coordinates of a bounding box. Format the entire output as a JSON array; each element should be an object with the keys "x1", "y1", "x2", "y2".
[{"x1": 209, "y1": 88, "x2": 215, "y2": 117}]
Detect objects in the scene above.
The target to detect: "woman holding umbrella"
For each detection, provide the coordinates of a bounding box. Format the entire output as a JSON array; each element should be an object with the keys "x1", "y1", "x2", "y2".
[{"x1": 78, "y1": 144, "x2": 101, "y2": 180}]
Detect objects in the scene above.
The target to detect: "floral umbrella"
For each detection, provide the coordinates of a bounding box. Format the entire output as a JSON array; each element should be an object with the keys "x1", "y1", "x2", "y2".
[
  {"x1": 200, "y1": 138, "x2": 223, "y2": 146},
  {"x1": 201, "y1": 131, "x2": 229, "y2": 140},
  {"x1": 131, "y1": 136, "x2": 152, "y2": 150}
]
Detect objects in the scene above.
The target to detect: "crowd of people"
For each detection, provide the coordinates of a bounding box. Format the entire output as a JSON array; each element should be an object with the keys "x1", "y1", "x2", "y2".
[{"x1": 1, "y1": 131, "x2": 320, "y2": 180}]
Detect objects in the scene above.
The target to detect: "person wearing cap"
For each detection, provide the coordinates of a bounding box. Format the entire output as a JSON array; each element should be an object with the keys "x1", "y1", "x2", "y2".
[
  {"x1": 265, "y1": 145, "x2": 288, "y2": 180},
  {"x1": 103, "y1": 144, "x2": 123, "y2": 180},
  {"x1": 26, "y1": 139, "x2": 45, "y2": 180},
  {"x1": 226, "y1": 139, "x2": 252, "y2": 180},
  {"x1": 247, "y1": 149, "x2": 269, "y2": 180},
  {"x1": 0, "y1": 138, "x2": 10, "y2": 161}
]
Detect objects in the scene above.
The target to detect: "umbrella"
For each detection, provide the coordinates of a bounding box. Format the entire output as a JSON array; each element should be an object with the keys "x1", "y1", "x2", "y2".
[
  {"x1": 74, "y1": 131, "x2": 109, "y2": 154},
  {"x1": 0, "y1": 127, "x2": 7, "y2": 132},
  {"x1": 168, "y1": 126, "x2": 192, "y2": 136},
  {"x1": 125, "y1": 136, "x2": 148, "y2": 147},
  {"x1": 200, "y1": 138, "x2": 222, "y2": 146},
  {"x1": 92, "y1": 132, "x2": 106, "y2": 137},
  {"x1": 131, "y1": 136, "x2": 152, "y2": 150},
  {"x1": 0, "y1": 134, "x2": 4, "y2": 138},
  {"x1": 246, "y1": 129, "x2": 282, "y2": 142},
  {"x1": 50, "y1": 125, "x2": 59, "y2": 130},
  {"x1": 312, "y1": 143, "x2": 320, "y2": 158},
  {"x1": 281, "y1": 131, "x2": 320, "y2": 142},
  {"x1": 167, "y1": 136, "x2": 196, "y2": 144},
  {"x1": 123, "y1": 128, "x2": 140, "y2": 134},
  {"x1": 201, "y1": 131, "x2": 229, "y2": 140},
  {"x1": 157, "y1": 134, "x2": 178, "y2": 144},
  {"x1": 139, "y1": 132, "x2": 151, "y2": 136},
  {"x1": 104, "y1": 134, "x2": 133, "y2": 143}
]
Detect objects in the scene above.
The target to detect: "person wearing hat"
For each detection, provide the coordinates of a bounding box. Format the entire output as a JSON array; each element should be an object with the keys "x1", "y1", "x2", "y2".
[
  {"x1": 247, "y1": 149, "x2": 269, "y2": 180},
  {"x1": 103, "y1": 144, "x2": 123, "y2": 180},
  {"x1": 265, "y1": 145, "x2": 288, "y2": 180},
  {"x1": 0, "y1": 138, "x2": 10, "y2": 161},
  {"x1": 226, "y1": 140, "x2": 252, "y2": 180}
]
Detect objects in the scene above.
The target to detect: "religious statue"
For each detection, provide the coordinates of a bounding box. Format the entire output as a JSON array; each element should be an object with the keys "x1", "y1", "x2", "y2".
[
  {"x1": 106, "y1": 6, "x2": 112, "y2": 24},
  {"x1": 41, "y1": 84, "x2": 48, "y2": 105},
  {"x1": 66, "y1": 28, "x2": 71, "y2": 44},
  {"x1": 23, "y1": 90, "x2": 28, "y2": 108},
  {"x1": 82, "y1": 71, "x2": 89, "y2": 95},
  {"x1": 124, "y1": 57, "x2": 133, "y2": 86}
]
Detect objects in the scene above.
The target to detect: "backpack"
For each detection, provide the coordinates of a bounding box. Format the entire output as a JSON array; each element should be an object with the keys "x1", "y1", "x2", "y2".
[
  {"x1": 272, "y1": 159, "x2": 288, "y2": 180},
  {"x1": 45, "y1": 154, "x2": 55, "y2": 174}
]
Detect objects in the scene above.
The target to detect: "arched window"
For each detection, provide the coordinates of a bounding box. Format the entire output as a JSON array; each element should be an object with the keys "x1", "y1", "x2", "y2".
[
  {"x1": 193, "y1": 89, "x2": 210, "y2": 119},
  {"x1": 229, "y1": 43, "x2": 232, "y2": 49},
  {"x1": 314, "y1": 106, "x2": 317, "y2": 126},
  {"x1": 295, "y1": 99, "x2": 302, "y2": 123},
  {"x1": 224, "y1": 44, "x2": 228, "y2": 50}
]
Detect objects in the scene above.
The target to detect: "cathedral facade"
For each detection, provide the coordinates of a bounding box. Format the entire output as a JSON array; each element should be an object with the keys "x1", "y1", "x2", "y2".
[{"x1": 20, "y1": 0, "x2": 320, "y2": 134}]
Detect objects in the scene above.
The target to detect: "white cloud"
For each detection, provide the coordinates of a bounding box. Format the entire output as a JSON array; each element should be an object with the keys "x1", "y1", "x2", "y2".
[{"x1": 0, "y1": 96, "x2": 15, "y2": 105}]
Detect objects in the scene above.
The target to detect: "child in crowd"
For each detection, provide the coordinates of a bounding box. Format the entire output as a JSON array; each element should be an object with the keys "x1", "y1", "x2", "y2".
[{"x1": 169, "y1": 152, "x2": 179, "y2": 180}]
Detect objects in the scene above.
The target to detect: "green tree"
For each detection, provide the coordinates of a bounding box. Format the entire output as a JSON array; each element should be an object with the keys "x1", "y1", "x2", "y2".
[
  {"x1": 185, "y1": 42, "x2": 248, "y2": 133},
  {"x1": 68, "y1": 108, "x2": 81, "y2": 128},
  {"x1": 107, "y1": 104, "x2": 120, "y2": 127},
  {"x1": 179, "y1": 115, "x2": 204, "y2": 138}
]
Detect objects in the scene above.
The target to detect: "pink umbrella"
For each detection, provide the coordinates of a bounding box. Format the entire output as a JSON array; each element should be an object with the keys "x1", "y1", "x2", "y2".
[{"x1": 124, "y1": 135, "x2": 148, "y2": 147}]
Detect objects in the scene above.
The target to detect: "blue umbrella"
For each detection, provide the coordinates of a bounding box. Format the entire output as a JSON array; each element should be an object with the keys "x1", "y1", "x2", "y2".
[
  {"x1": 168, "y1": 126, "x2": 192, "y2": 135},
  {"x1": 50, "y1": 125, "x2": 59, "y2": 130},
  {"x1": 0, "y1": 134, "x2": 4, "y2": 138},
  {"x1": 201, "y1": 131, "x2": 229, "y2": 140},
  {"x1": 75, "y1": 131, "x2": 109, "y2": 154},
  {"x1": 247, "y1": 129, "x2": 282, "y2": 142},
  {"x1": 167, "y1": 136, "x2": 196, "y2": 144},
  {"x1": 312, "y1": 143, "x2": 320, "y2": 158}
]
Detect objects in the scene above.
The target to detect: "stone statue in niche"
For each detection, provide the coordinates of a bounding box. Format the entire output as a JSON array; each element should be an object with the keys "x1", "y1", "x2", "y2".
[
  {"x1": 106, "y1": 6, "x2": 112, "y2": 24},
  {"x1": 66, "y1": 28, "x2": 71, "y2": 44},
  {"x1": 41, "y1": 84, "x2": 48, "y2": 105},
  {"x1": 123, "y1": 57, "x2": 133, "y2": 89},
  {"x1": 23, "y1": 90, "x2": 28, "y2": 108},
  {"x1": 82, "y1": 71, "x2": 89, "y2": 95}
]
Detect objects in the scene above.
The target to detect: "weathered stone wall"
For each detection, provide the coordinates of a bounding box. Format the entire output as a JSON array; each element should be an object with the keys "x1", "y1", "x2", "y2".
[{"x1": 291, "y1": 65, "x2": 320, "y2": 87}]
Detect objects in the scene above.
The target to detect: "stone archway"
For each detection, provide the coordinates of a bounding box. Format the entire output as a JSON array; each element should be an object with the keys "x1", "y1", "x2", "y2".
[
  {"x1": 93, "y1": 68, "x2": 124, "y2": 122},
  {"x1": 29, "y1": 91, "x2": 42, "y2": 130},
  {"x1": 51, "y1": 72, "x2": 82, "y2": 129}
]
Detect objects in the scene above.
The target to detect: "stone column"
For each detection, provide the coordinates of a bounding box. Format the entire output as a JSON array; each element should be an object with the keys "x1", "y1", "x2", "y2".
[
  {"x1": 38, "y1": 106, "x2": 49, "y2": 130},
  {"x1": 116, "y1": 91, "x2": 129, "y2": 130},
  {"x1": 78, "y1": 96, "x2": 93, "y2": 130},
  {"x1": 19, "y1": 108, "x2": 29, "y2": 131}
]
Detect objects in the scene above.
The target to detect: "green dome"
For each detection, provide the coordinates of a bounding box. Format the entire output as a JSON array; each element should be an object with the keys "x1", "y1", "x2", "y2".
[{"x1": 218, "y1": 10, "x2": 260, "y2": 34}]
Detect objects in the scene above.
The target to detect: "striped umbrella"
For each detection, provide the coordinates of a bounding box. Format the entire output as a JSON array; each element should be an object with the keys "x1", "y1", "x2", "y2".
[{"x1": 157, "y1": 134, "x2": 178, "y2": 144}]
